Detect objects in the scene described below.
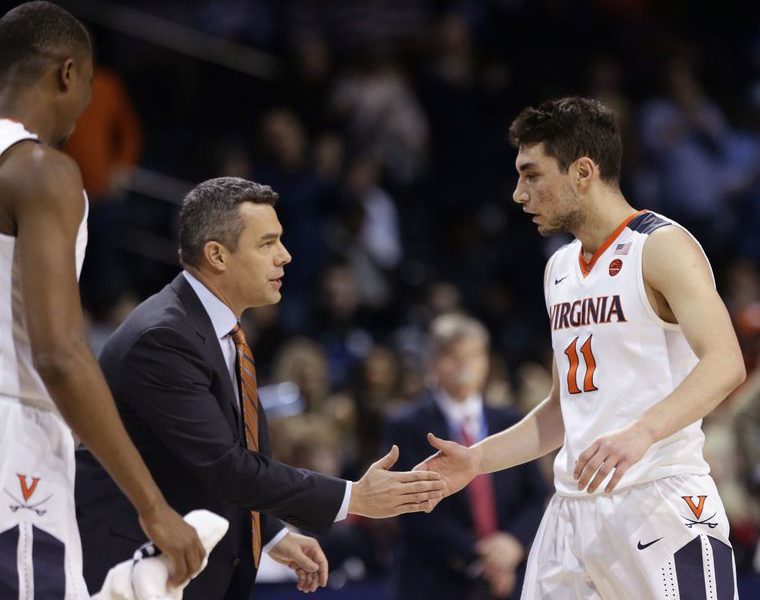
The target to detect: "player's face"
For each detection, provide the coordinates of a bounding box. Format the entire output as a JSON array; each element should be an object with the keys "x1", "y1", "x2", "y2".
[
  {"x1": 433, "y1": 337, "x2": 489, "y2": 401},
  {"x1": 224, "y1": 203, "x2": 291, "y2": 310},
  {"x1": 513, "y1": 143, "x2": 583, "y2": 236}
]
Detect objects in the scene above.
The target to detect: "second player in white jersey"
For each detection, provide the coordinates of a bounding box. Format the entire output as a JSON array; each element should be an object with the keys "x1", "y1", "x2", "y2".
[{"x1": 545, "y1": 210, "x2": 710, "y2": 496}]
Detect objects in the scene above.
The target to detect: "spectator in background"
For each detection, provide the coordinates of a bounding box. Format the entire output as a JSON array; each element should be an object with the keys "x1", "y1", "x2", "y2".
[
  {"x1": 254, "y1": 108, "x2": 331, "y2": 333},
  {"x1": 314, "y1": 262, "x2": 375, "y2": 389},
  {"x1": 385, "y1": 313, "x2": 547, "y2": 600},
  {"x1": 65, "y1": 65, "x2": 142, "y2": 322},
  {"x1": 330, "y1": 49, "x2": 429, "y2": 185},
  {"x1": 637, "y1": 53, "x2": 758, "y2": 270},
  {"x1": 330, "y1": 157, "x2": 403, "y2": 312}
]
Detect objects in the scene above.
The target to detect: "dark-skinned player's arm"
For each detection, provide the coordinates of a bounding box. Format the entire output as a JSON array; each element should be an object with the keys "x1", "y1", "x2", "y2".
[
  {"x1": 414, "y1": 359, "x2": 564, "y2": 500},
  {"x1": 574, "y1": 226, "x2": 746, "y2": 494},
  {"x1": 11, "y1": 143, "x2": 205, "y2": 587}
]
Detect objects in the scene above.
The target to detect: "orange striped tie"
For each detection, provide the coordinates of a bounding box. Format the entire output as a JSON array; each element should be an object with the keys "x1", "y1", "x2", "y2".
[{"x1": 230, "y1": 323, "x2": 262, "y2": 569}]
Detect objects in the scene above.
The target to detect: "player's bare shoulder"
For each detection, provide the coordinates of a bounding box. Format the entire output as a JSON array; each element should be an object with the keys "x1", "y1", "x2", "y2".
[
  {"x1": 641, "y1": 223, "x2": 715, "y2": 322},
  {"x1": 642, "y1": 224, "x2": 712, "y2": 285},
  {"x1": 0, "y1": 142, "x2": 84, "y2": 235}
]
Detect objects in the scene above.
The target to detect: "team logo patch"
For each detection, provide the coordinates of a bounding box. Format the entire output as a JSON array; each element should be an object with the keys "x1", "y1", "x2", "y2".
[
  {"x1": 681, "y1": 495, "x2": 717, "y2": 529},
  {"x1": 609, "y1": 259, "x2": 623, "y2": 276},
  {"x1": 3, "y1": 473, "x2": 52, "y2": 516}
]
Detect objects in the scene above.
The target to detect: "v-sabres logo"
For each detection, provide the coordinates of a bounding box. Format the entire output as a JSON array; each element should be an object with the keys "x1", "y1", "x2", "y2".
[
  {"x1": 681, "y1": 495, "x2": 717, "y2": 529},
  {"x1": 4, "y1": 474, "x2": 52, "y2": 516},
  {"x1": 549, "y1": 295, "x2": 626, "y2": 331}
]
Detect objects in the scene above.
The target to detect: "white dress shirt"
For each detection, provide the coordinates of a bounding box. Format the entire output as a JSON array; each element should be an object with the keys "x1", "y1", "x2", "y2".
[
  {"x1": 432, "y1": 388, "x2": 487, "y2": 443},
  {"x1": 182, "y1": 271, "x2": 351, "y2": 551}
]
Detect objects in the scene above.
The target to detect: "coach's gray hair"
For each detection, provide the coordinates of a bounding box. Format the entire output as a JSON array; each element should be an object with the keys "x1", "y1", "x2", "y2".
[
  {"x1": 178, "y1": 177, "x2": 278, "y2": 268},
  {"x1": 429, "y1": 313, "x2": 490, "y2": 357}
]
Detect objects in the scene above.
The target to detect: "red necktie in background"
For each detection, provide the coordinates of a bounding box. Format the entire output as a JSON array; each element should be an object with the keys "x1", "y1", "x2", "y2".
[
  {"x1": 230, "y1": 323, "x2": 262, "y2": 568},
  {"x1": 460, "y1": 417, "x2": 499, "y2": 539}
]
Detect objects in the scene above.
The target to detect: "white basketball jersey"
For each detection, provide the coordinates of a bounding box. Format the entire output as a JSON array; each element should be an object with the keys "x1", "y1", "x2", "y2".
[
  {"x1": 545, "y1": 210, "x2": 710, "y2": 496},
  {"x1": 0, "y1": 119, "x2": 88, "y2": 413}
]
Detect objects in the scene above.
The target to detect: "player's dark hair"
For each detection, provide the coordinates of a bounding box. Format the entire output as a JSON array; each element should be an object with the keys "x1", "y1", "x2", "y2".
[
  {"x1": 509, "y1": 97, "x2": 622, "y2": 184},
  {"x1": 0, "y1": 2, "x2": 91, "y2": 86},
  {"x1": 179, "y1": 177, "x2": 279, "y2": 268}
]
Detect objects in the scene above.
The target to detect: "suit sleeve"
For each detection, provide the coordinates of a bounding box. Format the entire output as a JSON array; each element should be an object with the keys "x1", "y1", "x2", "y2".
[
  {"x1": 120, "y1": 326, "x2": 345, "y2": 536},
  {"x1": 383, "y1": 416, "x2": 479, "y2": 572}
]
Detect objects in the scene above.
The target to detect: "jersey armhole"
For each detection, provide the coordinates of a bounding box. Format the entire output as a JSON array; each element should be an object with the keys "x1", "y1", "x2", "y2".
[{"x1": 635, "y1": 226, "x2": 686, "y2": 331}]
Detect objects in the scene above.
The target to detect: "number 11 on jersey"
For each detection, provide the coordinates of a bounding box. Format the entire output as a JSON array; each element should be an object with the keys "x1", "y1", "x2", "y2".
[{"x1": 564, "y1": 335, "x2": 599, "y2": 394}]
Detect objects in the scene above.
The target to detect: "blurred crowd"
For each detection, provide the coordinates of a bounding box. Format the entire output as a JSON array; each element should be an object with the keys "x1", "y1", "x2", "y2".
[{"x1": 61, "y1": 0, "x2": 760, "y2": 597}]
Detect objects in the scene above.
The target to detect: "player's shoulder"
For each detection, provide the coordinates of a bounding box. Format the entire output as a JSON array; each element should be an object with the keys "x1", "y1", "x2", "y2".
[
  {"x1": 641, "y1": 216, "x2": 713, "y2": 287},
  {"x1": 0, "y1": 142, "x2": 82, "y2": 203},
  {"x1": 642, "y1": 217, "x2": 702, "y2": 256}
]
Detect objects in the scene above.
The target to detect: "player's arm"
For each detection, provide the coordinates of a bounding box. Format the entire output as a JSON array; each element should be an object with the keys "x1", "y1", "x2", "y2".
[
  {"x1": 10, "y1": 144, "x2": 205, "y2": 585},
  {"x1": 415, "y1": 359, "x2": 564, "y2": 498},
  {"x1": 637, "y1": 227, "x2": 745, "y2": 437},
  {"x1": 574, "y1": 226, "x2": 746, "y2": 493}
]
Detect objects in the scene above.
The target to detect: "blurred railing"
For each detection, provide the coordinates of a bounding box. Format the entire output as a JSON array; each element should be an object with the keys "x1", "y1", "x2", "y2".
[{"x1": 60, "y1": 0, "x2": 280, "y2": 79}]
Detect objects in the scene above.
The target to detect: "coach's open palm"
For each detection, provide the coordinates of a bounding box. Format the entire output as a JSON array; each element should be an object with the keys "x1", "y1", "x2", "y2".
[
  {"x1": 348, "y1": 445, "x2": 445, "y2": 518},
  {"x1": 413, "y1": 433, "x2": 481, "y2": 502}
]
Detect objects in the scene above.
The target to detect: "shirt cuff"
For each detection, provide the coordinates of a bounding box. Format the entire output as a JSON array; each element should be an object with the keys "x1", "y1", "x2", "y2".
[
  {"x1": 262, "y1": 527, "x2": 289, "y2": 554},
  {"x1": 334, "y1": 481, "x2": 352, "y2": 522}
]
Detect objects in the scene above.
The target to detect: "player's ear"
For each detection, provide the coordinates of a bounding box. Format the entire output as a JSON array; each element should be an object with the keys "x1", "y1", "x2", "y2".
[
  {"x1": 57, "y1": 58, "x2": 75, "y2": 92},
  {"x1": 572, "y1": 157, "x2": 595, "y2": 191}
]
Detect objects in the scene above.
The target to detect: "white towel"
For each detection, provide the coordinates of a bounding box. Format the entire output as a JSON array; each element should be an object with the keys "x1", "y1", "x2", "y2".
[{"x1": 92, "y1": 509, "x2": 229, "y2": 600}]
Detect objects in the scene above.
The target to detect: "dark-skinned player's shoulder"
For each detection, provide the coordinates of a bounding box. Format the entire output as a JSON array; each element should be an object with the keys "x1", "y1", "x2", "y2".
[{"x1": 0, "y1": 142, "x2": 84, "y2": 233}]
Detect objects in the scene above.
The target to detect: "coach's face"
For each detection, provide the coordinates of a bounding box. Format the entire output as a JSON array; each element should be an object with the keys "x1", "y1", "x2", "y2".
[
  {"x1": 433, "y1": 337, "x2": 489, "y2": 401},
  {"x1": 225, "y1": 202, "x2": 291, "y2": 310},
  {"x1": 512, "y1": 142, "x2": 582, "y2": 236}
]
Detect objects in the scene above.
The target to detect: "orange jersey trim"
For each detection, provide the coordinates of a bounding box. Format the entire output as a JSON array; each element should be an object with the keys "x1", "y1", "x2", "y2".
[{"x1": 578, "y1": 210, "x2": 646, "y2": 278}]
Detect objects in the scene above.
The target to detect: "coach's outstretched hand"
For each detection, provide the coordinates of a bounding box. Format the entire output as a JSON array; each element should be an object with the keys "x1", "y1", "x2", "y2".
[
  {"x1": 348, "y1": 445, "x2": 445, "y2": 518},
  {"x1": 138, "y1": 501, "x2": 206, "y2": 587},
  {"x1": 413, "y1": 433, "x2": 481, "y2": 502}
]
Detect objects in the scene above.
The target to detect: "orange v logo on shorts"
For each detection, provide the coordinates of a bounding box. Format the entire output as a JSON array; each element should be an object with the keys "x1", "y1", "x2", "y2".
[
  {"x1": 682, "y1": 495, "x2": 707, "y2": 519},
  {"x1": 17, "y1": 474, "x2": 40, "y2": 502}
]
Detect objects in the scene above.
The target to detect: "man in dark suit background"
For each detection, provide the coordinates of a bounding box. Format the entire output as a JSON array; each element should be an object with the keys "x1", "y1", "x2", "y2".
[
  {"x1": 385, "y1": 314, "x2": 548, "y2": 600},
  {"x1": 75, "y1": 177, "x2": 444, "y2": 599}
]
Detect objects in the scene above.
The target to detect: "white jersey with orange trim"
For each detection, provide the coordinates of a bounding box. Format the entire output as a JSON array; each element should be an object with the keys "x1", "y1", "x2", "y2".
[
  {"x1": 0, "y1": 118, "x2": 88, "y2": 413},
  {"x1": 0, "y1": 119, "x2": 90, "y2": 599},
  {"x1": 544, "y1": 210, "x2": 710, "y2": 497}
]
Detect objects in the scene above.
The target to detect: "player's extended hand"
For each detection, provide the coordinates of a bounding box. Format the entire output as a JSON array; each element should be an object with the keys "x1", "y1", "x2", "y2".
[
  {"x1": 138, "y1": 501, "x2": 206, "y2": 587},
  {"x1": 574, "y1": 421, "x2": 656, "y2": 494},
  {"x1": 413, "y1": 433, "x2": 482, "y2": 502},
  {"x1": 349, "y1": 445, "x2": 445, "y2": 518},
  {"x1": 268, "y1": 532, "x2": 328, "y2": 593}
]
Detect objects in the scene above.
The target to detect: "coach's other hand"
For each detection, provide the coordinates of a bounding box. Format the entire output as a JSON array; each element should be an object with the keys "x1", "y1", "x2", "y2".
[
  {"x1": 139, "y1": 500, "x2": 206, "y2": 587},
  {"x1": 348, "y1": 445, "x2": 444, "y2": 518}
]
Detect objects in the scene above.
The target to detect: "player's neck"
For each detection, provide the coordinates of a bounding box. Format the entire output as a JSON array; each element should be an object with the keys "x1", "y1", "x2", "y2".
[
  {"x1": 574, "y1": 191, "x2": 636, "y2": 258},
  {"x1": 0, "y1": 95, "x2": 58, "y2": 145}
]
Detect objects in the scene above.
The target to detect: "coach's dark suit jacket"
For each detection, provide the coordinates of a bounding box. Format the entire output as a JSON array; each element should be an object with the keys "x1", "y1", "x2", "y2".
[
  {"x1": 75, "y1": 274, "x2": 345, "y2": 599},
  {"x1": 384, "y1": 391, "x2": 548, "y2": 600}
]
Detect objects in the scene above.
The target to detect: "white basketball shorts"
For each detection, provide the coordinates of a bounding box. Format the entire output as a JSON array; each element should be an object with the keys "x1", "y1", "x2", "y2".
[
  {"x1": 0, "y1": 398, "x2": 90, "y2": 599},
  {"x1": 521, "y1": 473, "x2": 736, "y2": 599}
]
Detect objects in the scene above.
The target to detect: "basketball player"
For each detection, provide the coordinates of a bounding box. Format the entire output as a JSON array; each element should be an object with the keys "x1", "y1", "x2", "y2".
[
  {"x1": 415, "y1": 97, "x2": 745, "y2": 599},
  {"x1": 0, "y1": 3, "x2": 204, "y2": 597}
]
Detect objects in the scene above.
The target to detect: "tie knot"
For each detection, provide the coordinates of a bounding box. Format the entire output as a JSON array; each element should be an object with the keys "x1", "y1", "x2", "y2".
[{"x1": 230, "y1": 323, "x2": 247, "y2": 348}]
